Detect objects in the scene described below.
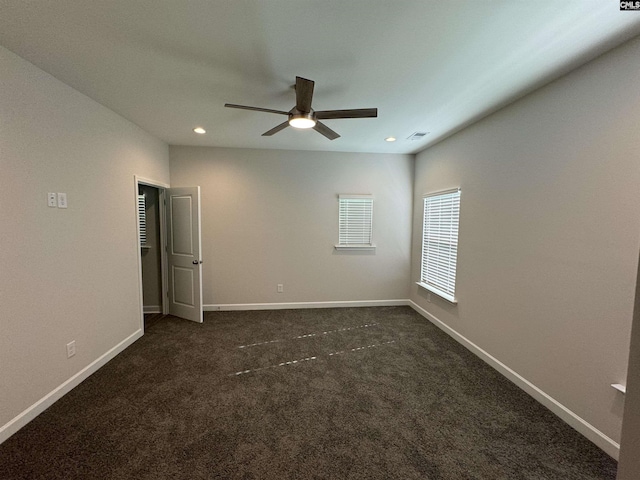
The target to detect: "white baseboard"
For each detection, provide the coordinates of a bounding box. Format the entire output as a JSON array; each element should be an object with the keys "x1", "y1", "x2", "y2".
[
  {"x1": 143, "y1": 305, "x2": 162, "y2": 314},
  {"x1": 408, "y1": 301, "x2": 620, "y2": 459},
  {"x1": 204, "y1": 299, "x2": 410, "y2": 311},
  {"x1": 0, "y1": 329, "x2": 143, "y2": 446}
]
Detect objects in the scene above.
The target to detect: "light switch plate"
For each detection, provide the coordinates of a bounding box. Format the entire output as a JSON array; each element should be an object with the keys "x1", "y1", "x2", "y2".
[
  {"x1": 66, "y1": 340, "x2": 76, "y2": 358},
  {"x1": 47, "y1": 193, "x2": 57, "y2": 207},
  {"x1": 57, "y1": 193, "x2": 68, "y2": 208}
]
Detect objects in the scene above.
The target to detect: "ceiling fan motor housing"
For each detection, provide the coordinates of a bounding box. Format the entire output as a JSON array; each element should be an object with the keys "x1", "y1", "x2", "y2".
[{"x1": 288, "y1": 108, "x2": 317, "y2": 128}]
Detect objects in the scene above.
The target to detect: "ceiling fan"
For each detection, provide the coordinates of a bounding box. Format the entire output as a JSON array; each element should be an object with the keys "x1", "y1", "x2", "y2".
[{"x1": 224, "y1": 76, "x2": 377, "y2": 140}]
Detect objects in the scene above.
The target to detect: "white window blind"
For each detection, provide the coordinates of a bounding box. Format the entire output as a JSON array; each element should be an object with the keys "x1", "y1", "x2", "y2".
[
  {"x1": 337, "y1": 195, "x2": 374, "y2": 248},
  {"x1": 419, "y1": 188, "x2": 460, "y2": 303},
  {"x1": 138, "y1": 194, "x2": 147, "y2": 246}
]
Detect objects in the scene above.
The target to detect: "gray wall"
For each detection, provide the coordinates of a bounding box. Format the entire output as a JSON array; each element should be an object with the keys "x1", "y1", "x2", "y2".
[
  {"x1": 169, "y1": 147, "x2": 414, "y2": 306},
  {"x1": 411, "y1": 36, "x2": 640, "y2": 448},
  {"x1": 0, "y1": 45, "x2": 170, "y2": 435}
]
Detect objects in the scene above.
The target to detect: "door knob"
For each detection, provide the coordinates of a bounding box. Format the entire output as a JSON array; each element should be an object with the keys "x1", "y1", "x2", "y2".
[{"x1": 193, "y1": 260, "x2": 203, "y2": 265}]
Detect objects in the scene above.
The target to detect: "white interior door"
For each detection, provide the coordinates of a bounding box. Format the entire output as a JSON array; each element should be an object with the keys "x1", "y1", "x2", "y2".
[{"x1": 166, "y1": 186, "x2": 203, "y2": 323}]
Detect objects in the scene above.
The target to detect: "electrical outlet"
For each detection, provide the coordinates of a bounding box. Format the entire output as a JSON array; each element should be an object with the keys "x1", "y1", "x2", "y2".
[
  {"x1": 277, "y1": 284, "x2": 284, "y2": 293},
  {"x1": 66, "y1": 340, "x2": 76, "y2": 358},
  {"x1": 47, "y1": 193, "x2": 57, "y2": 207},
  {"x1": 57, "y1": 193, "x2": 68, "y2": 209}
]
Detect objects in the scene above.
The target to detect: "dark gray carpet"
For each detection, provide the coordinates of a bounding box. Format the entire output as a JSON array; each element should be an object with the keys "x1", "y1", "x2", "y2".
[{"x1": 0, "y1": 307, "x2": 617, "y2": 479}]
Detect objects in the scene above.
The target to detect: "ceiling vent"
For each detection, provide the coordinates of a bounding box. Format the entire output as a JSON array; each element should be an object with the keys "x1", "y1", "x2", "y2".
[{"x1": 407, "y1": 131, "x2": 429, "y2": 141}]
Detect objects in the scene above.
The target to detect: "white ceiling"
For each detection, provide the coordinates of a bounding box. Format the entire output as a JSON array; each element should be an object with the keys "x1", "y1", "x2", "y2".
[{"x1": 1, "y1": 1, "x2": 639, "y2": 154}]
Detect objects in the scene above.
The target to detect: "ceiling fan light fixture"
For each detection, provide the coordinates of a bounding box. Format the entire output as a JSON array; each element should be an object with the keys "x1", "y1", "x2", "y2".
[
  {"x1": 289, "y1": 112, "x2": 316, "y2": 129},
  {"x1": 224, "y1": 76, "x2": 376, "y2": 140}
]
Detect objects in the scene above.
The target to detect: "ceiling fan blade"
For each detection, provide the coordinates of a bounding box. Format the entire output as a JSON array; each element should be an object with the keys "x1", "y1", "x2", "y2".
[
  {"x1": 225, "y1": 103, "x2": 289, "y2": 115},
  {"x1": 315, "y1": 108, "x2": 378, "y2": 120},
  {"x1": 313, "y1": 121, "x2": 340, "y2": 140},
  {"x1": 295, "y1": 77, "x2": 315, "y2": 113},
  {"x1": 262, "y1": 121, "x2": 290, "y2": 136}
]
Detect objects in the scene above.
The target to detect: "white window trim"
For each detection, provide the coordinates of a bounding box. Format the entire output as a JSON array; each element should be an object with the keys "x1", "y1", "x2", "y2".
[
  {"x1": 416, "y1": 282, "x2": 457, "y2": 304},
  {"x1": 417, "y1": 188, "x2": 460, "y2": 304},
  {"x1": 335, "y1": 244, "x2": 376, "y2": 251},
  {"x1": 335, "y1": 194, "x2": 376, "y2": 251}
]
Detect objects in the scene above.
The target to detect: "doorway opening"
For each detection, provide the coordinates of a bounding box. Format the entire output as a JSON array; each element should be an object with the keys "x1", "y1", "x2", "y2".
[
  {"x1": 135, "y1": 176, "x2": 203, "y2": 329},
  {"x1": 139, "y1": 184, "x2": 164, "y2": 313},
  {"x1": 135, "y1": 176, "x2": 169, "y2": 332}
]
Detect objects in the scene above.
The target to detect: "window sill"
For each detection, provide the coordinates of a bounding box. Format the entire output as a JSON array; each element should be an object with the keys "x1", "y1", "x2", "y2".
[
  {"x1": 416, "y1": 282, "x2": 457, "y2": 304},
  {"x1": 334, "y1": 244, "x2": 376, "y2": 251},
  {"x1": 611, "y1": 383, "x2": 626, "y2": 394}
]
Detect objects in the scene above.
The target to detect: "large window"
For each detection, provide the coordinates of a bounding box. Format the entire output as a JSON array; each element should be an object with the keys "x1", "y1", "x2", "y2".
[
  {"x1": 419, "y1": 188, "x2": 460, "y2": 303},
  {"x1": 335, "y1": 194, "x2": 375, "y2": 250}
]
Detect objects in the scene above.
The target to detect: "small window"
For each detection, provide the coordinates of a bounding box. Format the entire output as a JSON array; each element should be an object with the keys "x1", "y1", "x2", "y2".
[
  {"x1": 418, "y1": 188, "x2": 460, "y2": 303},
  {"x1": 335, "y1": 195, "x2": 375, "y2": 250}
]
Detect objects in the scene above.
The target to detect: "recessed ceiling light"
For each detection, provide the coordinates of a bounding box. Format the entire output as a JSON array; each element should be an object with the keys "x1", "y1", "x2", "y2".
[
  {"x1": 385, "y1": 137, "x2": 396, "y2": 142},
  {"x1": 193, "y1": 127, "x2": 206, "y2": 134}
]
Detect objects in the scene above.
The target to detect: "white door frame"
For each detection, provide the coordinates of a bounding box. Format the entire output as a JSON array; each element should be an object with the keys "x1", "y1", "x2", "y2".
[{"x1": 134, "y1": 175, "x2": 170, "y2": 333}]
